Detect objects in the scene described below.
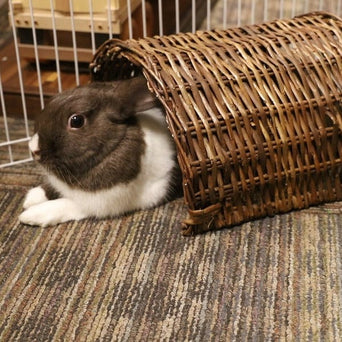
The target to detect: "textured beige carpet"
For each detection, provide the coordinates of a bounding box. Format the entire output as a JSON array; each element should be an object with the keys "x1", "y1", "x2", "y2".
[{"x1": 1, "y1": 119, "x2": 342, "y2": 340}]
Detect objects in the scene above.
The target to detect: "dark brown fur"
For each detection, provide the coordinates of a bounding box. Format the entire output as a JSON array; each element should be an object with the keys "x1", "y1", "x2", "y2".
[{"x1": 35, "y1": 78, "x2": 158, "y2": 191}]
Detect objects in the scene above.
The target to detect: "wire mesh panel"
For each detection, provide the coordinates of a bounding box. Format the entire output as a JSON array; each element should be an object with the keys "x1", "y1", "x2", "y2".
[{"x1": 1, "y1": 0, "x2": 342, "y2": 168}]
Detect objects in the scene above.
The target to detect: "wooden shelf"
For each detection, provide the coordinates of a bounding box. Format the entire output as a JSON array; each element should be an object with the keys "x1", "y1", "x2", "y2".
[{"x1": 0, "y1": 38, "x2": 90, "y2": 119}]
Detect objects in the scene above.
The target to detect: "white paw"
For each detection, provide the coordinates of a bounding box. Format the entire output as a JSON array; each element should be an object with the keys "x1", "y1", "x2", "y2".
[
  {"x1": 23, "y1": 186, "x2": 48, "y2": 209},
  {"x1": 19, "y1": 198, "x2": 86, "y2": 227}
]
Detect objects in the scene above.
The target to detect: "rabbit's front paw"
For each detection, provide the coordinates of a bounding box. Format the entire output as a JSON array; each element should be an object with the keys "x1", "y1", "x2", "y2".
[
  {"x1": 23, "y1": 186, "x2": 48, "y2": 209},
  {"x1": 19, "y1": 198, "x2": 86, "y2": 227}
]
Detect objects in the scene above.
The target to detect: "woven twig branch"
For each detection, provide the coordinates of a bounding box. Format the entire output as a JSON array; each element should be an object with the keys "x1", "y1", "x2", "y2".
[{"x1": 91, "y1": 11, "x2": 342, "y2": 235}]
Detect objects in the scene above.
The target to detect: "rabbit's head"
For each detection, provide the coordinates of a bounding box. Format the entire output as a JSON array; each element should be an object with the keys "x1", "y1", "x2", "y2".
[{"x1": 30, "y1": 77, "x2": 159, "y2": 190}]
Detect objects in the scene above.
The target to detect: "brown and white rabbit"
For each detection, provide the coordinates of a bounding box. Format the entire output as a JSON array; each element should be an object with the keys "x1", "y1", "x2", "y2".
[{"x1": 19, "y1": 77, "x2": 182, "y2": 227}]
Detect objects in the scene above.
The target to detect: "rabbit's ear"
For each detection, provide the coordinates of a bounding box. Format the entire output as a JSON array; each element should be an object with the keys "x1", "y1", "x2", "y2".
[
  {"x1": 107, "y1": 77, "x2": 158, "y2": 114},
  {"x1": 88, "y1": 77, "x2": 159, "y2": 121},
  {"x1": 126, "y1": 77, "x2": 158, "y2": 113}
]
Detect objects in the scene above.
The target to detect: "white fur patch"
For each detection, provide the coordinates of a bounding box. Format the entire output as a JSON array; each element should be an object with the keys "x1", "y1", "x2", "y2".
[
  {"x1": 23, "y1": 186, "x2": 48, "y2": 209},
  {"x1": 29, "y1": 133, "x2": 39, "y2": 154},
  {"x1": 19, "y1": 198, "x2": 86, "y2": 227}
]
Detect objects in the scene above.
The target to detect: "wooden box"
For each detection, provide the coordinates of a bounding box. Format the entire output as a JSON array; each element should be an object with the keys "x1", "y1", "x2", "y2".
[
  {"x1": 11, "y1": 0, "x2": 147, "y2": 62},
  {"x1": 10, "y1": 0, "x2": 217, "y2": 63}
]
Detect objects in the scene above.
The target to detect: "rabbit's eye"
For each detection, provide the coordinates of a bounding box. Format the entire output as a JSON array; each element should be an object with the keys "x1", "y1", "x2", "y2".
[{"x1": 68, "y1": 114, "x2": 85, "y2": 129}]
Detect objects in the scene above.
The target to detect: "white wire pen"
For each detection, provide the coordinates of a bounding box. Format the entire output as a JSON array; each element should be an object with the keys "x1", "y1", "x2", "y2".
[
  {"x1": 126, "y1": 0, "x2": 133, "y2": 39},
  {"x1": 304, "y1": 0, "x2": 309, "y2": 13},
  {"x1": 237, "y1": 0, "x2": 242, "y2": 26},
  {"x1": 291, "y1": 0, "x2": 296, "y2": 17},
  {"x1": 107, "y1": 0, "x2": 113, "y2": 39},
  {"x1": 0, "y1": 137, "x2": 31, "y2": 148},
  {"x1": 175, "y1": 0, "x2": 180, "y2": 33},
  {"x1": 319, "y1": 0, "x2": 323, "y2": 11},
  {"x1": 68, "y1": 0, "x2": 80, "y2": 85},
  {"x1": 264, "y1": 0, "x2": 268, "y2": 21},
  {"x1": 49, "y1": 0, "x2": 62, "y2": 93},
  {"x1": 158, "y1": 0, "x2": 163, "y2": 36},
  {"x1": 0, "y1": 156, "x2": 33, "y2": 169},
  {"x1": 0, "y1": 69, "x2": 14, "y2": 164},
  {"x1": 88, "y1": 0, "x2": 96, "y2": 54},
  {"x1": 0, "y1": 77, "x2": 32, "y2": 167},
  {"x1": 279, "y1": 0, "x2": 284, "y2": 18},
  {"x1": 251, "y1": 0, "x2": 256, "y2": 25},
  {"x1": 222, "y1": 0, "x2": 227, "y2": 29},
  {"x1": 206, "y1": 0, "x2": 211, "y2": 30},
  {"x1": 8, "y1": 0, "x2": 31, "y2": 141},
  {"x1": 28, "y1": 0, "x2": 44, "y2": 110},
  {"x1": 141, "y1": 0, "x2": 147, "y2": 37},
  {"x1": 192, "y1": 0, "x2": 196, "y2": 33}
]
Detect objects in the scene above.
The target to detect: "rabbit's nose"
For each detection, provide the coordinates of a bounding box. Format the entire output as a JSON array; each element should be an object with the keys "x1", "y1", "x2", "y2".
[{"x1": 29, "y1": 134, "x2": 41, "y2": 159}]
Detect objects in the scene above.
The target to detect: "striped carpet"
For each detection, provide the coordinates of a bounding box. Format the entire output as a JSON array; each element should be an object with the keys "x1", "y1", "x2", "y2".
[{"x1": 1, "y1": 152, "x2": 342, "y2": 340}]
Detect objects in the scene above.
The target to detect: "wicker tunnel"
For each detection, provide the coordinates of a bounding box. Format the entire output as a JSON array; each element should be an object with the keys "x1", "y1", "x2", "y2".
[{"x1": 90, "y1": 11, "x2": 342, "y2": 235}]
